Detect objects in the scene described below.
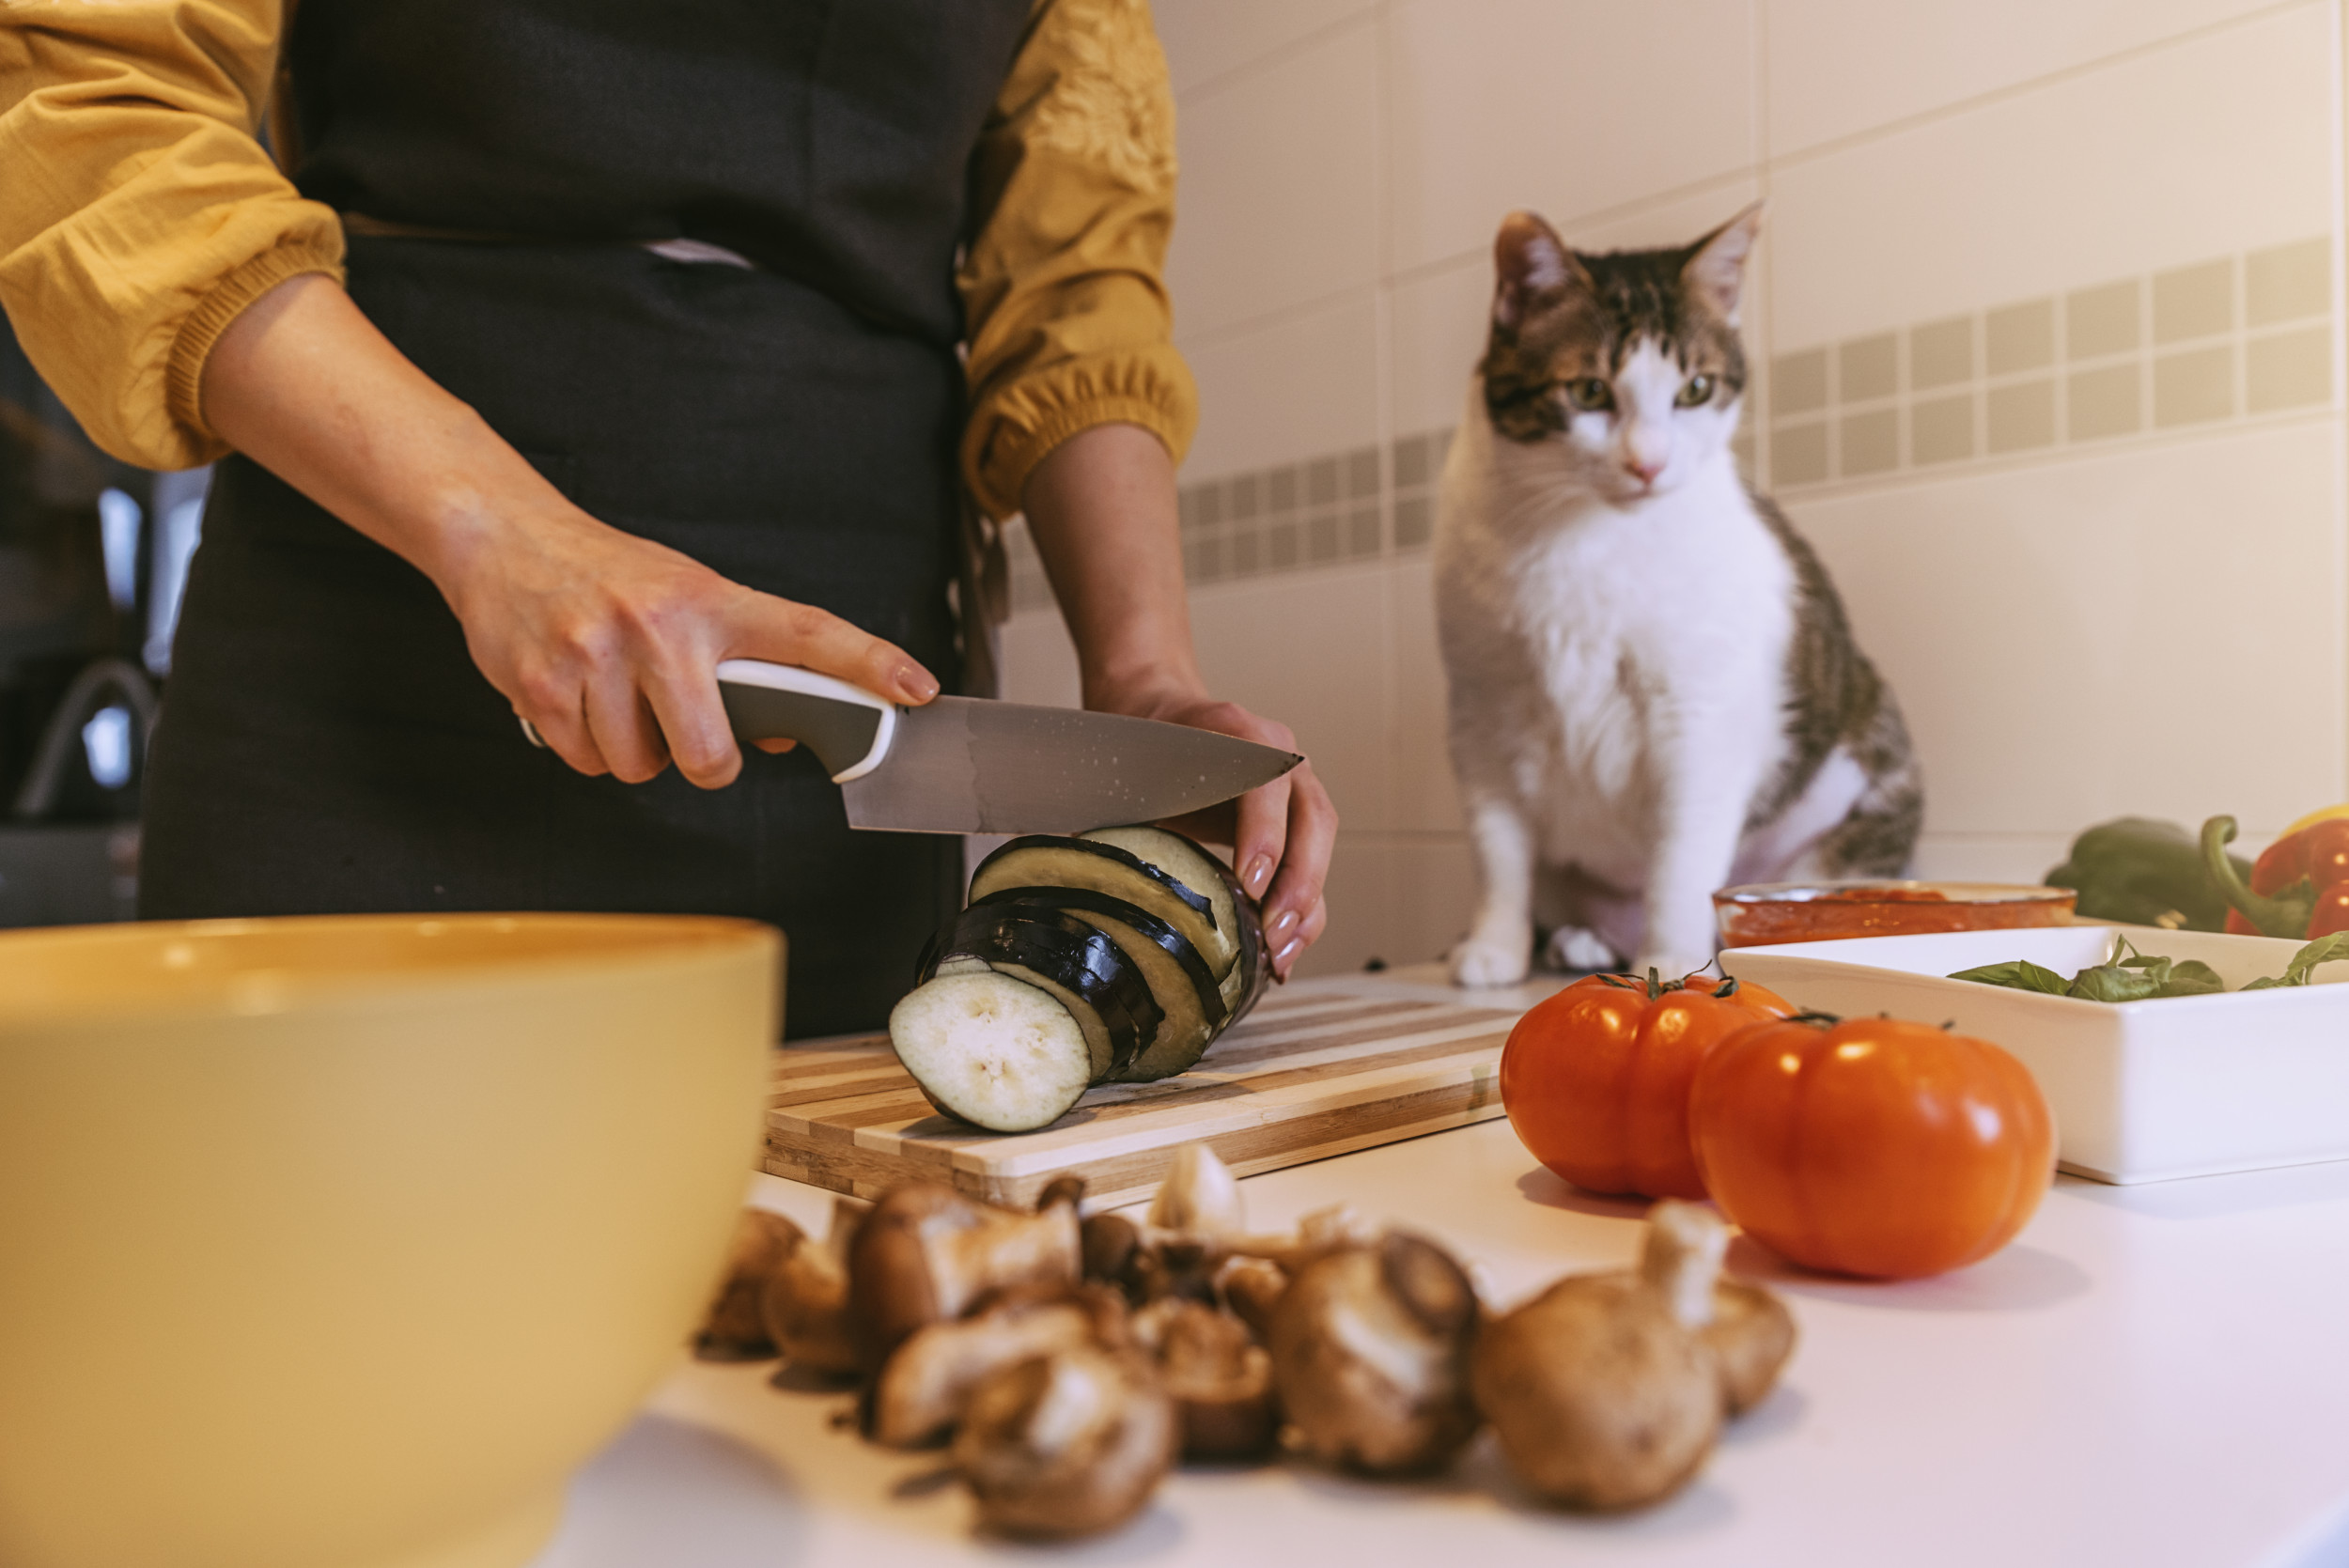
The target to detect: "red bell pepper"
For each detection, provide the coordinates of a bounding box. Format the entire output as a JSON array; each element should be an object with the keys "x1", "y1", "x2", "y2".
[{"x1": 2201, "y1": 815, "x2": 2349, "y2": 939}]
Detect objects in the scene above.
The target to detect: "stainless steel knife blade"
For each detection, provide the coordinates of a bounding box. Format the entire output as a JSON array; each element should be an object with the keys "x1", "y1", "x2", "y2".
[{"x1": 838, "y1": 695, "x2": 1300, "y2": 834}]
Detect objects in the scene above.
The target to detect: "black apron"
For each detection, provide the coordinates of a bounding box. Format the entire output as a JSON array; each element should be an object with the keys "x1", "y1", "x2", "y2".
[{"x1": 139, "y1": 0, "x2": 1033, "y2": 1038}]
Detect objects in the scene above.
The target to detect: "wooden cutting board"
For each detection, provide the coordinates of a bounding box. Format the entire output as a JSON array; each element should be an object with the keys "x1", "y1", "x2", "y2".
[{"x1": 764, "y1": 985, "x2": 1524, "y2": 1211}]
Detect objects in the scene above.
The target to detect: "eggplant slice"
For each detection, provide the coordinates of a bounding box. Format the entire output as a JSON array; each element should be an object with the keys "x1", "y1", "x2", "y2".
[
  {"x1": 1079, "y1": 826, "x2": 1268, "y2": 1028},
  {"x1": 919, "y1": 904, "x2": 1162, "y2": 1083},
  {"x1": 972, "y1": 886, "x2": 1223, "y2": 1083},
  {"x1": 972, "y1": 837, "x2": 1234, "y2": 981},
  {"x1": 889, "y1": 971, "x2": 1095, "y2": 1133}
]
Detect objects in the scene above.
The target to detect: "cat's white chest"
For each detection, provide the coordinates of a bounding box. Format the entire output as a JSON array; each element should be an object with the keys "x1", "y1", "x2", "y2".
[{"x1": 1466, "y1": 465, "x2": 1799, "y2": 874}]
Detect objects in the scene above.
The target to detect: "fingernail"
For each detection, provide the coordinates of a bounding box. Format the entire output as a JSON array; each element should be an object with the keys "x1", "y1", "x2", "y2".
[
  {"x1": 1243, "y1": 855, "x2": 1274, "y2": 896},
  {"x1": 1268, "y1": 907, "x2": 1299, "y2": 940},
  {"x1": 1275, "y1": 938, "x2": 1302, "y2": 970},
  {"x1": 899, "y1": 666, "x2": 940, "y2": 702}
]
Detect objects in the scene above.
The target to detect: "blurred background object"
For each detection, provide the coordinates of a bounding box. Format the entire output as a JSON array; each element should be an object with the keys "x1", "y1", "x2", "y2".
[{"x1": 0, "y1": 317, "x2": 195, "y2": 925}]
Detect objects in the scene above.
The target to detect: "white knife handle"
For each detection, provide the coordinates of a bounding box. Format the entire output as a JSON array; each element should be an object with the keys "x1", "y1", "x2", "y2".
[{"x1": 714, "y1": 660, "x2": 899, "y2": 784}]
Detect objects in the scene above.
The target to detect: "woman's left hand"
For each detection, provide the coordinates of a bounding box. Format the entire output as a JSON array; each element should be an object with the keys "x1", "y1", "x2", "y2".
[
  {"x1": 1020, "y1": 424, "x2": 1338, "y2": 980},
  {"x1": 1116, "y1": 691, "x2": 1335, "y2": 981}
]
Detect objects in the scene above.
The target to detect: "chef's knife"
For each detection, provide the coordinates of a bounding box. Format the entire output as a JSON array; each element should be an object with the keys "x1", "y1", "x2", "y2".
[{"x1": 708, "y1": 660, "x2": 1300, "y2": 834}]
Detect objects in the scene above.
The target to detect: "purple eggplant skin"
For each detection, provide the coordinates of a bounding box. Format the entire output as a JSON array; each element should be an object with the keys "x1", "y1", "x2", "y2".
[
  {"x1": 972, "y1": 886, "x2": 1226, "y2": 1029},
  {"x1": 972, "y1": 836, "x2": 1217, "y2": 921},
  {"x1": 1205, "y1": 852, "x2": 1269, "y2": 1030},
  {"x1": 918, "y1": 903, "x2": 1163, "y2": 1080}
]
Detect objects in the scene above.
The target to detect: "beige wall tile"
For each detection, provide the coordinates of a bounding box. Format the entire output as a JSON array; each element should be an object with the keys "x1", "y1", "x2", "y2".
[
  {"x1": 1154, "y1": 0, "x2": 1376, "y2": 94},
  {"x1": 1384, "y1": 0, "x2": 1755, "y2": 274},
  {"x1": 1389, "y1": 261, "x2": 1489, "y2": 438},
  {"x1": 2152, "y1": 344, "x2": 2233, "y2": 427},
  {"x1": 1164, "y1": 24, "x2": 1379, "y2": 338},
  {"x1": 1184, "y1": 296, "x2": 1379, "y2": 478},
  {"x1": 2067, "y1": 364, "x2": 2141, "y2": 441},
  {"x1": 1764, "y1": 0, "x2": 2276, "y2": 159},
  {"x1": 1839, "y1": 409, "x2": 1899, "y2": 476},
  {"x1": 1986, "y1": 380, "x2": 2057, "y2": 452},
  {"x1": 1986, "y1": 300, "x2": 2056, "y2": 374},
  {"x1": 1839, "y1": 334, "x2": 1899, "y2": 402},
  {"x1": 1910, "y1": 317, "x2": 1974, "y2": 389},
  {"x1": 2152, "y1": 258, "x2": 2233, "y2": 343},
  {"x1": 1910, "y1": 395, "x2": 1974, "y2": 465},
  {"x1": 1773, "y1": 422, "x2": 1830, "y2": 485},
  {"x1": 1388, "y1": 557, "x2": 1462, "y2": 834},
  {"x1": 2248, "y1": 327, "x2": 2332, "y2": 412},
  {"x1": 1784, "y1": 423, "x2": 2346, "y2": 837},
  {"x1": 1292, "y1": 835, "x2": 1392, "y2": 976},
  {"x1": 1773, "y1": 349, "x2": 1829, "y2": 416},
  {"x1": 1000, "y1": 604, "x2": 1082, "y2": 710},
  {"x1": 1766, "y1": 6, "x2": 2332, "y2": 348},
  {"x1": 2067, "y1": 281, "x2": 2140, "y2": 359},
  {"x1": 1387, "y1": 837, "x2": 1480, "y2": 967},
  {"x1": 2248, "y1": 238, "x2": 2331, "y2": 327},
  {"x1": 1191, "y1": 567, "x2": 1394, "y2": 831}
]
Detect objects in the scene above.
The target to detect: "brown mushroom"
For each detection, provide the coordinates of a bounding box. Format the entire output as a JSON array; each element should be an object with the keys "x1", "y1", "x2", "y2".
[
  {"x1": 847, "y1": 1184, "x2": 1081, "y2": 1371},
  {"x1": 1470, "y1": 1200, "x2": 1754, "y2": 1511},
  {"x1": 1703, "y1": 1277, "x2": 1796, "y2": 1417},
  {"x1": 756, "y1": 1195, "x2": 865, "y2": 1378},
  {"x1": 953, "y1": 1345, "x2": 1176, "y2": 1540},
  {"x1": 1215, "y1": 1254, "x2": 1288, "y2": 1342},
  {"x1": 1133, "y1": 1297, "x2": 1279, "y2": 1461},
  {"x1": 872, "y1": 1287, "x2": 1121, "y2": 1448},
  {"x1": 693, "y1": 1208, "x2": 803, "y2": 1361},
  {"x1": 1147, "y1": 1142, "x2": 1245, "y2": 1237},
  {"x1": 1265, "y1": 1230, "x2": 1483, "y2": 1475}
]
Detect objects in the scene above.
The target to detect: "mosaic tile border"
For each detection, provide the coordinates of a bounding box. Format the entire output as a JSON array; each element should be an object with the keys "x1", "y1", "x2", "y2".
[
  {"x1": 1003, "y1": 236, "x2": 2336, "y2": 609},
  {"x1": 1766, "y1": 235, "x2": 2335, "y2": 489}
]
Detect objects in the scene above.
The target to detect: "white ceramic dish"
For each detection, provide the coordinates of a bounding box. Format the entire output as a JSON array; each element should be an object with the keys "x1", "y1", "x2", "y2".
[{"x1": 1719, "y1": 924, "x2": 2349, "y2": 1185}]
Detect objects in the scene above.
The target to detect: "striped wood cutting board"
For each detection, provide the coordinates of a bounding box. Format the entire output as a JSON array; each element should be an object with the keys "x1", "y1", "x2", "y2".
[{"x1": 765, "y1": 986, "x2": 1524, "y2": 1211}]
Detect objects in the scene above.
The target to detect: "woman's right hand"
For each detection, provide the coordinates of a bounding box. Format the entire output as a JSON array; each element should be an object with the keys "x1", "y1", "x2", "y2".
[
  {"x1": 440, "y1": 499, "x2": 937, "y2": 787},
  {"x1": 203, "y1": 274, "x2": 938, "y2": 788}
]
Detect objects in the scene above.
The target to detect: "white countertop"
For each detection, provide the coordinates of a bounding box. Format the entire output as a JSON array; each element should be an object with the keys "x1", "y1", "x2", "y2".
[{"x1": 527, "y1": 970, "x2": 2349, "y2": 1568}]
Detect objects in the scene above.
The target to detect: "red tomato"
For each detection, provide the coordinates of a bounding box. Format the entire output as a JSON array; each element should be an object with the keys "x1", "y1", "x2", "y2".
[
  {"x1": 1499, "y1": 973, "x2": 1795, "y2": 1200},
  {"x1": 1689, "y1": 1016, "x2": 2054, "y2": 1280}
]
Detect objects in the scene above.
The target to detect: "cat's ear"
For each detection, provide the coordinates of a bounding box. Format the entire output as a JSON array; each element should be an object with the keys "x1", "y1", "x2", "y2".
[
  {"x1": 1683, "y1": 202, "x2": 1764, "y2": 323},
  {"x1": 1492, "y1": 210, "x2": 1584, "y2": 331}
]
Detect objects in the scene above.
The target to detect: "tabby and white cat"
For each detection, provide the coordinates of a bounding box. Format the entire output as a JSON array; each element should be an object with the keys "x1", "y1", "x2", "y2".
[{"x1": 1437, "y1": 204, "x2": 1921, "y2": 986}]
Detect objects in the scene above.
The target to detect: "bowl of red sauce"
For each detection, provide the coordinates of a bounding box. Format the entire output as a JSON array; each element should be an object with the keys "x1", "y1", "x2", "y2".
[{"x1": 1714, "y1": 879, "x2": 2077, "y2": 948}]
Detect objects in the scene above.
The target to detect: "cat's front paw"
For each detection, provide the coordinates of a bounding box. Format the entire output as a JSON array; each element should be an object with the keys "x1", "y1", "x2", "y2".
[
  {"x1": 1632, "y1": 951, "x2": 1720, "y2": 987},
  {"x1": 1543, "y1": 926, "x2": 1619, "y2": 973},
  {"x1": 1450, "y1": 932, "x2": 1532, "y2": 988}
]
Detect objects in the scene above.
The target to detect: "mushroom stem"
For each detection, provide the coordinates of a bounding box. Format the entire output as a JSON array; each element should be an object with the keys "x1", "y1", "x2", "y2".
[
  {"x1": 1640, "y1": 1199, "x2": 1728, "y2": 1330},
  {"x1": 1147, "y1": 1143, "x2": 1245, "y2": 1237}
]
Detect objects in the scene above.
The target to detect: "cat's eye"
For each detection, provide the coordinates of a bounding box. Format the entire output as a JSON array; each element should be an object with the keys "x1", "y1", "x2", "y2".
[
  {"x1": 1563, "y1": 378, "x2": 1615, "y2": 412},
  {"x1": 1675, "y1": 374, "x2": 1716, "y2": 408}
]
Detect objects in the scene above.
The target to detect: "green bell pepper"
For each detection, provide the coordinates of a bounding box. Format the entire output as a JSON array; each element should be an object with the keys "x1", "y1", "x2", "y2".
[{"x1": 2043, "y1": 816, "x2": 2250, "y2": 932}]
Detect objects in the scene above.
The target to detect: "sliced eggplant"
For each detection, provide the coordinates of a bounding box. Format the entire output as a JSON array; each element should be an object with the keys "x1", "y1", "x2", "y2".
[
  {"x1": 972, "y1": 886, "x2": 1222, "y2": 1083},
  {"x1": 972, "y1": 836, "x2": 1234, "y2": 982},
  {"x1": 889, "y1": 971, "x2": 1095, "y2": 1133},
  {"x1": 1079, "y1": 827, "x2": 1268, "y2": 1028},
  {"x1": 920, "y1": 905, "x2": 1162, "y2": 1083}
]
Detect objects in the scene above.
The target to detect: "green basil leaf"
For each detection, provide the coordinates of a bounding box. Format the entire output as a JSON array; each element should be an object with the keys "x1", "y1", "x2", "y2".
[
  {"x1": 2165, "y1": 958, "x2": 2224, "y2": 990},
  {"x1": 2248, "y1": 931, "x2": 2349, "y2": 990},
  {"x1": 1949, "y1": 959, "x2": 2073, "y2": 995},
  {"x1": 2067, "y1": 964, "x2": 2164, "y2": 1003},
  {"x1": 2153, "y1": 971, "x2": 2225, "y2": 998}
]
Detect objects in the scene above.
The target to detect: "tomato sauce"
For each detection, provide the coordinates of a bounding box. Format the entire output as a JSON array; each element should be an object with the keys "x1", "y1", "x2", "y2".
[{"x1": 1713, "y1": 881, "x2": 2076, "y2": 947}]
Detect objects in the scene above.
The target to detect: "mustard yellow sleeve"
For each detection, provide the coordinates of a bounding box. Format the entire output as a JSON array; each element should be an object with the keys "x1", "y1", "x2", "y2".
[
  {"x1": 0, "y1": 0, "x2": 345, "y2": 471},
  {"x1": 957, "y1": 0, "x2": 1196, "y2": 522}
]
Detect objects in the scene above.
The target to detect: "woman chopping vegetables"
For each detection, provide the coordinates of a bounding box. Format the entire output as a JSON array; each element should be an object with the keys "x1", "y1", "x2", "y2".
[{"x1": 0, "y1": 0, "x2": 1336, "y2": 1035}]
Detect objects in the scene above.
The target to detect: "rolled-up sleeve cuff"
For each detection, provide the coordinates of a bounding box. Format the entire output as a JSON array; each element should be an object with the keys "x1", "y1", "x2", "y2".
[
  {"x1": 164, "y1": 232, "x2": 347, "y2": 450},
  {"x1": 963, "y1": 344, "x2": 1198, "y2": 520}
]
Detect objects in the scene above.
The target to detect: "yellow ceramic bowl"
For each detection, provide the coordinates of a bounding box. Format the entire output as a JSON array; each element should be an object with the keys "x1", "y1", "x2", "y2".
[{"x1": 0, "y1": 913, "x2": 780, "y2": 1568}]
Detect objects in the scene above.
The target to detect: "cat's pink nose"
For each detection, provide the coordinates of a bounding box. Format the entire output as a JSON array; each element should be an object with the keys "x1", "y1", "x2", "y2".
[{"x1": 1626, "y1": 457, "x2": 1665, "y2": 484}]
